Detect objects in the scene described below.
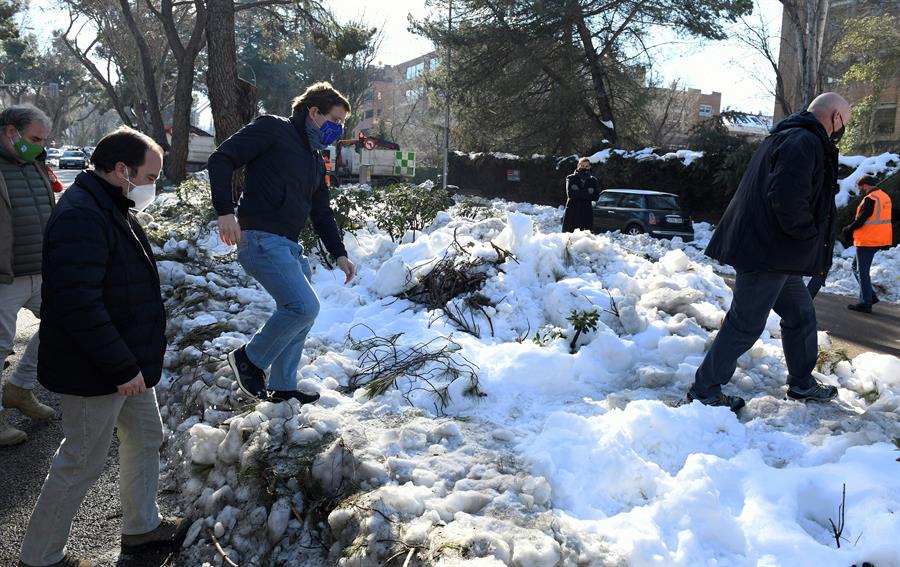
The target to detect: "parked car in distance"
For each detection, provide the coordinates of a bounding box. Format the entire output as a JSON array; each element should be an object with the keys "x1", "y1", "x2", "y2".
[
  {"x1": 46, "y1": 147, "x2": 64, "y2": 160},
  {"x1": 592, "y1": 189, "x2": 694, "y2": 242},
  {"x1": 58, "y1": 149, "x2": 87, "y2": 170}
]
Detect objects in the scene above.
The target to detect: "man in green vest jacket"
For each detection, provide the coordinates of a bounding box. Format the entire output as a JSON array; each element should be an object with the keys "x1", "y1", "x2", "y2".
[{"x1": 0, "y1": 104, "x2": 56, "y2": 446}]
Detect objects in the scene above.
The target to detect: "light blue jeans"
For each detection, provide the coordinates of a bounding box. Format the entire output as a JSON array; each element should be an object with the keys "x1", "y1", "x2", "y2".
[{"x1": 237, "y1": 230, "x2": 320, "y2": 391}]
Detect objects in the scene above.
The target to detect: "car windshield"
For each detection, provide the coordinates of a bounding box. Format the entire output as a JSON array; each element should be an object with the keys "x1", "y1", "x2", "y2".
[
  {"x1": 63, "y1": 151, "x2": 84, "y2": 157},
  {"x1": 645, "y1": 195, "x2": 680, "y2": 211}
]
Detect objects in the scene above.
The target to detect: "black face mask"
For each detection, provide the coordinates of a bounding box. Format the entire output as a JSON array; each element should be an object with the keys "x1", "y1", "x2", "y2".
[
  {"x1": 830, "y1": 113, "x2": 845, "y2": 144},
  {"x1": 577, "y1": 168, "x2": 590, "y2": 176}
]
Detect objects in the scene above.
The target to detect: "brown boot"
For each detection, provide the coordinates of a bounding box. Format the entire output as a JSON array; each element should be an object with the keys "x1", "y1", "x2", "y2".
[
  {"x1": 0, "y1": 411, "x2": 27, "y2": 446},
  {"x1": 18, "y1": 553, "x2": 92, "y2": 567},
  {"x1": 2, "y1": 384, "x2": 55, "y2": 420},
  {"x1": 121, "y1": 517, "x2": 190, "y2": 554}
]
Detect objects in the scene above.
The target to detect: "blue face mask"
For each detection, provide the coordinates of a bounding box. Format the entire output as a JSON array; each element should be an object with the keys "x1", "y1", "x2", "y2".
[{"x1": 306, "y1": 112, "x2": 343, "y2": 149}]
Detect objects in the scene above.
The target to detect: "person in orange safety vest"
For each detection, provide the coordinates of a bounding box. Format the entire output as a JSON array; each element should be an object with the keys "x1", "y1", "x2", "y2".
[{"x1": 841, "y1": 175, "x2": 893, "y2": 313}]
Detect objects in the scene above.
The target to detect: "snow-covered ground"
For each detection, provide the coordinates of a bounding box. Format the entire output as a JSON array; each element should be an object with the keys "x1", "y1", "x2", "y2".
[{"x1": 144, "y1": 188, "x2": 900, "y2": 567}]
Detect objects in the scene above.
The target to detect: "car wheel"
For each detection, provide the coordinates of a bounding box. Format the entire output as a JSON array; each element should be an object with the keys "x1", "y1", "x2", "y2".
[{"x1": 624, "y1": 224, "x2": 644, "y2": 235}]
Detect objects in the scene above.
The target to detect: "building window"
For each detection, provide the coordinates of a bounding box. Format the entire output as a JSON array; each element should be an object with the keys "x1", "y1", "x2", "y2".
[
  {"x1": 874, "y1": 105, "x2": 896, "y2": 135},
  {"x1": 430, "y1": 57, "x2": 439, "y2": 69},
  {"x1": 699, "y1": 104, "x2": 713, "y2": 117},
  {"x1": 376, "y1": 92, "x2": 382, "y2": 101},
  {"x1": 364, "y1": 109, "x2": 374, "y2": 119},
  {"x1": 406, "y1": 89, "x2": 419, "y2": 102},
  {"x1": 406, "y1": 62, "x2": 425, "y2": 80}
]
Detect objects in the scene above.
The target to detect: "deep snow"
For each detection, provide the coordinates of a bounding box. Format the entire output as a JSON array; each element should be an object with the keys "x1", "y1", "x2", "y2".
[{"x1": 145, "y1": 183, "x2": 900, "y2": 567}]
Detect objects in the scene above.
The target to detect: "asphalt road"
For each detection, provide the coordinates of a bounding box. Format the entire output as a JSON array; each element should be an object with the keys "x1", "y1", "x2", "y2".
[
  {"x1": 720, "y1": 275, "x2": 900, "y2": 359},
  {"x1": 0, "y1": 310, "x2": 182, "y2": 567}
]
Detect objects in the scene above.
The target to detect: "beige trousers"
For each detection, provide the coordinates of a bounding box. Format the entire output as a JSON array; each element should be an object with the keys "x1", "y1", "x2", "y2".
[{"x1": 19, "y1": 388, "x2": 164, "y2": 566}]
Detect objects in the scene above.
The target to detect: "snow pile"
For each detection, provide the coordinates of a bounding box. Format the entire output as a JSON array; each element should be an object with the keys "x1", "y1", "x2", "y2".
[
  {"x1": 582, "y1": 147, "x2": 705, "y2": 166},
  {"x1": 145, "y1": 188, "x2": 900, "y2": 567},
  {"x1": 836, "y1": 152, "x2": 899, "y2": 208}
]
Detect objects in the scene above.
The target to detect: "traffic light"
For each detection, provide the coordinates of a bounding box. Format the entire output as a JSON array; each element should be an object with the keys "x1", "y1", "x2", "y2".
[{"x1": 356, "y1": 132, "x2": 365, "y2": 153}]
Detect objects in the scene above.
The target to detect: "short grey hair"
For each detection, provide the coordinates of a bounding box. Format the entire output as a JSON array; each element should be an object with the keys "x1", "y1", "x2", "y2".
[{"x1": 0, "y1": 104, "x2": 52, "y2": 132}]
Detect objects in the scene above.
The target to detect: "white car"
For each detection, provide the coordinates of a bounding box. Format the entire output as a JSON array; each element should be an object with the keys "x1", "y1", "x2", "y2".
[
  {"x1": 58, "y1": 150, "x2": 87, "y2": 170},
  {"x1": 46, "y1": 148, "x2": 63, "y2": 162}
]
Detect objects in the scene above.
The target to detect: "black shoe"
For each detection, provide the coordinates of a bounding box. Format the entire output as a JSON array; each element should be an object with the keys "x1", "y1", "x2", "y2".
[
  {"x1": 872, "y1": 295, "x2": 880, "y2": 305},
  {"x1": 270, "y1": 389, "x2": 321, "y2": 405},
  {"x1": 686, "y1": 389, "x2": 746, "y2": 413},
  {"x1": 228, "y1": 346, "x2": 267, "y2": 398},
  {"x1": 786, "y1": 381, "x2": 838, "y2": 402},
  {"x1": 847, "y1": 303, "x2": 872, "y2": 313}
]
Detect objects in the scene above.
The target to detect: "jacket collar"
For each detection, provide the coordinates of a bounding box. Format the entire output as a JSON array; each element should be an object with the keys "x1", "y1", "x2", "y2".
[
  {"x1": 289, "y1": 114, "x2": 314, "y2": 151},
  {"x1": 73, "y1": 170, "x2": 158, "y2": 278}
]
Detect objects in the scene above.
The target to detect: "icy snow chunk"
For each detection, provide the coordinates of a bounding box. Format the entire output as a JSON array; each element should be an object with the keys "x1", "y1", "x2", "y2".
[
  {"x1": 847, "y1": 352, "x2": 900, "y2": 395},
  {"x1": 511, "y1": 532, "x2": 561, "y2": 567},
  {"x1": 238, "y1": 411, "x2": 268, "y2": 433},
  {"x1": 373, "y1": 256, "x2": 412, "y2": 297},
  {"x1": 379, "y1": 483, "x2": 431, "y2": 517},
  {"x1": 217, "y1": 419, "x2": 244, "y2": 464},
  {"x1": 327, "y1": 508, "x2": 354, "y2": 535},
  {"x1": 183, "y1": 518, "x2": 204, "y2": 548},
  {"x1": 442, "y1": 490, "x2": 494, "y2": 515},
  {"x1": 657, "y1": 335, "x2": 706, "y2": 367},
  {"x1": 267, "y1": 498, "x2": 292, "y2": 543},
  {"x1": 188, "y1": 423, "x2": 226, "y2": 465},
  {"x1": 493, "y1": 213, "x2": 534, "y2": 253},
  {"x1": 400, "y1": 427, "x2": 429, "y2": 451},
  {"x1": 659, "y1": 249, "x2": 691, "y2": 274},
  {"x1": 430, "y1": 421, "x2": 462, "y2": 442},
  {"x1": 639, "y1": 286, "x2": 703, "y2": 315}
]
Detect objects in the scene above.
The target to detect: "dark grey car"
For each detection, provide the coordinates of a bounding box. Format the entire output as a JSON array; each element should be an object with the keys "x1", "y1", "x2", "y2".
[{"x1": 592, "y1": 189, "x2": 694, "y2": 241}]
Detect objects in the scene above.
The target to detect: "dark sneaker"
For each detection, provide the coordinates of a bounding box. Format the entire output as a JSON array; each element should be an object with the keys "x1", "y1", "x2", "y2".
[
  {"x1": 19, "y1": 554, "x2": 93, "y2": 567},
  {"x1": 872, "y1": 295, "x2": 880, "y2": 305},
  {"x1": 121, "y1": 517, "x2": 189, "y2": 554},
  {"x1": 686, "y1": 389, "x2": 746, "y2": 413},
  {"x1": 847, "y1": 303, "x2": 872, "y2": 313},
  {"x1": 787, "y1": 381, "x2": 838, "y2": 402},
  {"x1": 228, "y1": 346, "x2": 267, "y2": 398},
  {"x1": 270, "y1": 390, "x2": 321, "y2": 405}
]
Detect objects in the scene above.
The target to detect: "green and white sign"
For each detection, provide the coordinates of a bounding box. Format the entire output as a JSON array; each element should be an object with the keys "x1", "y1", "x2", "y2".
[{"x1": 394, "y1": 151, "x2": 416, "y2": 177}]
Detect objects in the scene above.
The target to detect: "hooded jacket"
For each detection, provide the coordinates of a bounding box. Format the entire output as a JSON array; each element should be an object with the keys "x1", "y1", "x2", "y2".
[{"x1": 705, "y1": 112, "x2": 839, "y2": 276}]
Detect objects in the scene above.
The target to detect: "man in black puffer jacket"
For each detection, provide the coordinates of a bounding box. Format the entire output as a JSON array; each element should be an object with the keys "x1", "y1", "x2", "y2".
[
  {"x1": 18, "y1": 128, "x2": 187, "y2": 567},
  {"x1": 686, "y1": 93, "x2": 851, "y2": 413},
  {"x1": 208, "y1": 81, "x2": 357, "y2": 405}
]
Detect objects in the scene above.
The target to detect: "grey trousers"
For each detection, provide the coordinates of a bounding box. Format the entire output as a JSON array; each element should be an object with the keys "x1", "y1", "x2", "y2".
[
  {"x1": 691, "y1": 271, "x2": 818, "y2": 398},
  {"x1": 19, "y1": 389, "x2": 164, "y2": 566},
  {"x1": 0, "y1": 275, "x2": 41, "y2": 394}
]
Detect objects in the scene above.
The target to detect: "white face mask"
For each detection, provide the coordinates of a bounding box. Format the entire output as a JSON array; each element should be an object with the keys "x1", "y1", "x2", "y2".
[{"x1": 125, "y1": 172, "x2": 157, "y2": 212}]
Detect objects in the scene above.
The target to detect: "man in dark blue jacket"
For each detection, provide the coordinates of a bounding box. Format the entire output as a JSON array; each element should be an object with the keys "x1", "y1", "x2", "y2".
[
  {"x1": 18, "y1": 128, "x2": 186, "y2": 567},
  {"x1": 207, "y1": 82, "x2": 356, "y2": 404},
  {"x1": 687, "y1": 93, "x2": 851, "y2": 412}
]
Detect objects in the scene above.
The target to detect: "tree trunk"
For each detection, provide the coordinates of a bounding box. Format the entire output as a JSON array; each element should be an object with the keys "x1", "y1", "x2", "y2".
[
  {"x1": 155, "y1": 0, "x2": 207, "y2": 182},
  {"x1": 118, "y1": 0, "x2": 170, "y2": 152},
  {"x1": 206, "y1": 0, "x2": 244, "y2": 143},
  {"x1": 783, "y1": 0, "x2": 829, "y2": 110},
  {"x1": 572, "y1": 9, "x2": 618, "y2": 144}
]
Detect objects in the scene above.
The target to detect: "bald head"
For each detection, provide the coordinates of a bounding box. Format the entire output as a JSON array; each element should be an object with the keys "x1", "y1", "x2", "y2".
[{"x1": 808, "y1": 93, "x2": 851, "y2": 137}]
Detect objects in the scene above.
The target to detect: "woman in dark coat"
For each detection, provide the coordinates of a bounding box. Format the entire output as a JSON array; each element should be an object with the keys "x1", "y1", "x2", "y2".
[{"x1": 562, "y1": 157, "x2": 601, "y2": 232}]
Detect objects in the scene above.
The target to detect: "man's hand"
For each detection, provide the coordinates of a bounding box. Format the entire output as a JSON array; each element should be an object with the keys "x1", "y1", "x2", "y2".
[
  {"x1": 117, "y1": 372, "x2": 146, "y2": 397},
  {"x1": 336, "y1": 256, "x2": 356, "y2": 284},
  {"x1": 218, "y1": 214, "x2": 241, "y2": 246},
  {"x1": 841, "y1": 226, "x2": 854, "y2": 241}
]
